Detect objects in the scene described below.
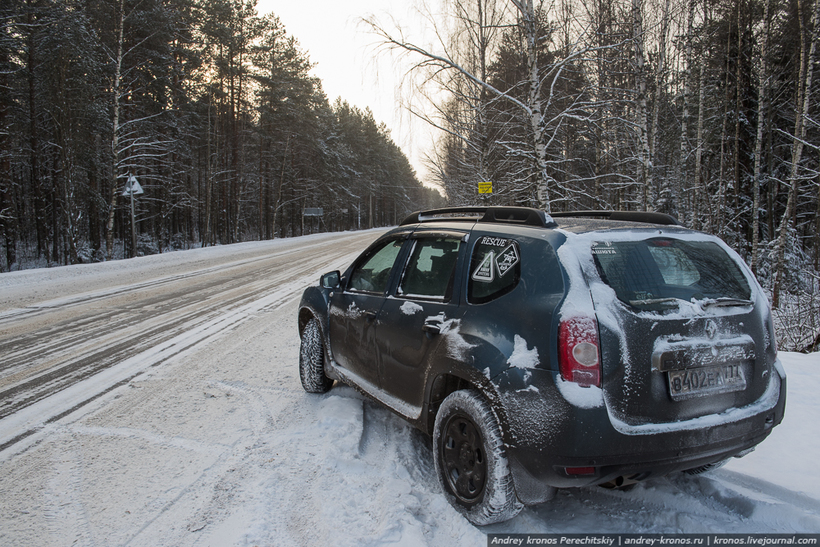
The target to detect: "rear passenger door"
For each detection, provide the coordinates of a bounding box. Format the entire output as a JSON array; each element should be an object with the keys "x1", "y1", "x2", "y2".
[{"x1": 376, "y1": 233, "x2": 466, "y2": 413}]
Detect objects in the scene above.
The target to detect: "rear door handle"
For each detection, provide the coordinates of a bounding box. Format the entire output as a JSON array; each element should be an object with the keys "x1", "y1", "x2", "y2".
[
  {"x1": 422, "y1": 319, "x2": 442, "y2": 335},
  {"x1": 365, "y1": 311, "x2": 378, "y2": 322}
]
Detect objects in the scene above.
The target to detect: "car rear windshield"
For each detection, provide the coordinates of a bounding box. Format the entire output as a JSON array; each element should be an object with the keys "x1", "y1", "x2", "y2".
[{"x1": 591, "y1": 238, "x2": 752, "y2": 310}]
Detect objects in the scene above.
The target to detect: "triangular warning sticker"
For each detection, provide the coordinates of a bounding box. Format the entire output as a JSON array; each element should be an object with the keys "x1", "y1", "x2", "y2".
[
  {"x1": 495, "y1": 244, "x2": 519, "y2": 277},
  {"x1": 472, "y1": 251, "x2": 495, "y2": 282}
]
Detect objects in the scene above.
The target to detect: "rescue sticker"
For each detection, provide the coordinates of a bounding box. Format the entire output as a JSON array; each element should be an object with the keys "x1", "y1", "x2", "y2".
[{"x1": 480, "y1": 236, "x2": 508, "y2": 247}]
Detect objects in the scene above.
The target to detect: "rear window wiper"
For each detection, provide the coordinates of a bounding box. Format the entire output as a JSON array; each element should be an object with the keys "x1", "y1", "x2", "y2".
[
  {"x1": 628, "y1": 297, "x2": 682, "y2": 309},
  {"x1": 701, "y1": 297, "x2": 753, "y2": 309}
]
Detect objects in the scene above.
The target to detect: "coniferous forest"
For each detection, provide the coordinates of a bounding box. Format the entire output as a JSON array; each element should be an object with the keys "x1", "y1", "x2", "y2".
[
  {"x1": 0, "y1": 0, "x2": 442, "y2": 271},
  {"x1": 2, "y1": 0, "x2": 819, "y2": 350}
]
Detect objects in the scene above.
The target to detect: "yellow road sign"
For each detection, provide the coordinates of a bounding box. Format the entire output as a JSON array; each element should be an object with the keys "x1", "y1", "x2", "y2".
[{"x1": 478, "y1": 181, "x2": 493, "y2": 194}]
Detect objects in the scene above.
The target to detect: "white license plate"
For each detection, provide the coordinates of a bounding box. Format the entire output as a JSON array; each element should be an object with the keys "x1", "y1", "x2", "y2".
[{"x1": 668, "y1": 364, "x2": 746, "y2": 400}]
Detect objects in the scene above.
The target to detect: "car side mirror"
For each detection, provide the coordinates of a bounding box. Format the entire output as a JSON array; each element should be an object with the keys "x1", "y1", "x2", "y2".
[{"x1": 320, "y1": 271, "x2": 341, "y2": 289}]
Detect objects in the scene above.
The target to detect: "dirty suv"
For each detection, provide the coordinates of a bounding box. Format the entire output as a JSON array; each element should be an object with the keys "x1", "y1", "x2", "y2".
[{"x1": 297, "y1": 206, "x2": 786, "y2": 525}]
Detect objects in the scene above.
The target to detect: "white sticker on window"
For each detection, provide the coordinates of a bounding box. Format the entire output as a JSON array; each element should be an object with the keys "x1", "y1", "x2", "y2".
[
  {"x1": 472, "y1": 251, "x2": 495, "y2": 282},
  {"x1": 481, "y1": 236, "x2": 508, "y2": 247},
  {"x1": 495, "y1": 244, "x2": 519, "y2": 277}
]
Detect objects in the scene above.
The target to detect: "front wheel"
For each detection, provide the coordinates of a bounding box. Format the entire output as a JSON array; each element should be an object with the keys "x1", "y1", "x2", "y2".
[
  {"x1": 299, "y1": 317, "x2": 333, "y2": 393},
  {"x1": 433, "y1": 389, "x2": 523, "y2": 525}
]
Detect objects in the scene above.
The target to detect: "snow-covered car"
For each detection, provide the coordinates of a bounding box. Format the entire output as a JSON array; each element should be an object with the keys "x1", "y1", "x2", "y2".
[{"x1": 297, "y1": 206, "x2": 787, "y2": 525}]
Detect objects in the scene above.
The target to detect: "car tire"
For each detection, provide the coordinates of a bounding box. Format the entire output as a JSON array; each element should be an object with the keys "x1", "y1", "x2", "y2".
[
  {"x1": 299, "y1": 317, "x2": 333, "y2": 393},
  {"x1": 433, "y1": 389, "x2": 523, "y2": 525}
]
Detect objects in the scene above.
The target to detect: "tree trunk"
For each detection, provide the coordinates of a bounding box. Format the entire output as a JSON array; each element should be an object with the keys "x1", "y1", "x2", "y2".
[
  {"x1": 694, "y1": 0, "x2": 708, "y2": 230},
  {"x1": 751, "y1": 0, "x2": 772, "y2": 273},
  {"x1": 773, "y1": 0, "x2": 818, "y2": 307},
  {"x1": 678, "y1": 0, "x2": 696, "y2": 222},
  {"x1": 732, "y1": 0, "x2": 745, "y2": 223},
  {"x1": 652, "y1": 0, "x2": 671, "y2": 213},
  {"x1": 26, "y1": 3, "x2": 46, "y2": 260},
  {"x1": 204, "y1": 91, "x2": 213, "y2": 248},
  {"x1": 105, "y1": 0, "x2": 125, "y2": 260},
  {"x1": 632, "y1": 0, "x2": 651, "y2": 211},
  {"x1": 715, "y1": 11, "x2": 734, "y2": 236},
  {"x1": 518, "y1": 0, "x2": 552, "y2": 210}
]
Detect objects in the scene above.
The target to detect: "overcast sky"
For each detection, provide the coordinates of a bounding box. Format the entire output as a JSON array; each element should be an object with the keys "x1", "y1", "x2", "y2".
[{"x1": 255, "y1": 1, "x2": 438, "y2": 186}]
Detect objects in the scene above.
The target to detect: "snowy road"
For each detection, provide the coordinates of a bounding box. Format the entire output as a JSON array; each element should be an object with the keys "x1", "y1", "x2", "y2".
[
  {"x1": 0, "y1": 231, "x2": 819, "y2": 546},
  {"x1": 0, "y1": 231, "x2": 380, "y2": 450}
]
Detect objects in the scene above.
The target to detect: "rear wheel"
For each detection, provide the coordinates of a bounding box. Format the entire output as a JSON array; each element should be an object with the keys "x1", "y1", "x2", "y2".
[
  {"x1": 299, "y1": 317, "x2": 333, "y2": 393},
  {"x1": 433, "y1": 389, "x2": 523, "y2": 525}
]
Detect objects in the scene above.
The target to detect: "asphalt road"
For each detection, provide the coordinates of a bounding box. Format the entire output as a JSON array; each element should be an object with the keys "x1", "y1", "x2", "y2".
[{"x1": 0, "y1": 230, "x2": 382, "y2": 450}]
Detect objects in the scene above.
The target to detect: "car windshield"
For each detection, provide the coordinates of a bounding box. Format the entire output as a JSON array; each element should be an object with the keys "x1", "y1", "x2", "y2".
[{"x1": 591, "y1": 238, "x2": 752, "y2": 311}]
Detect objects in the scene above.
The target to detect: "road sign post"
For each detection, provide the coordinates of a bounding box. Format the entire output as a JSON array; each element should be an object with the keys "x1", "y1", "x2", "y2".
[
  {"x1": 303, "y1": 207, "x2": 323, "y2": 235},
  {"x1": 122, "y1": 174, "x2": 144, "y2": 258}
]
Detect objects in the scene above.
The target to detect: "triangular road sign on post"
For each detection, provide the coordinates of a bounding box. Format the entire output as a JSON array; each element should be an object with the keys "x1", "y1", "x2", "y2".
[{"x1": 122, "y1": 174, "x2": 144, "y2": 196}]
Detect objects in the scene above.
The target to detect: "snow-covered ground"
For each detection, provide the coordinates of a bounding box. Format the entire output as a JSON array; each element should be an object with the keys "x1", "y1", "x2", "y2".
[{"x1": 0, "y1": 235, "x2": 818, "y2": 546}]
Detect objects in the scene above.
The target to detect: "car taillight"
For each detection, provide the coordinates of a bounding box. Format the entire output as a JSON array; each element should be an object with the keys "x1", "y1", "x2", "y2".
[{"x1": 559, "y1": 316, "x2": 601, "y2": 387}]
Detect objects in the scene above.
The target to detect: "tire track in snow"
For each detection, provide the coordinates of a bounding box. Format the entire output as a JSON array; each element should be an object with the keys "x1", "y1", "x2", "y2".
[
  {"x1": 44, "y1": 432, "x2": 95, "y2": 547},
  {"x1": 0, "y1": 234, "x2": 374, "y2": 453},
  {"x1": 504, "y1": 469, "x2": 820, "y2": 533},
  {"x1": 0, "y1": 240, "x2": 317, "y2": 321},
  {"x1": 0, "y1": 244, "x2": 344, "y2": 396},
  {"x1": 118, "y1": 381, "x2": 303, "y2": 545},
  {"x1": 66, "y1": 424, "x2": 229, "y2": 456},
  {"x1": 0, "y1": 271, "x2": 312, "y2": 451}
]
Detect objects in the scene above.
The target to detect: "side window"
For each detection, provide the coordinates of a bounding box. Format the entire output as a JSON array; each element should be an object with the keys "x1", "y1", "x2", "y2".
[
  {"x1": 468, "y1": 236, "x2": 521, "y2": 304},
  {"x1": 398, "y1": 238, "x2": 461, "y2": 301},
  {"x1": 348, "y1": 239, "x2": 404, "y2": 294}
]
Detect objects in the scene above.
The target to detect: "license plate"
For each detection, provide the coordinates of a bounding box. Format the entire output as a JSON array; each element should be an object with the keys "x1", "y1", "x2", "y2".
[{"x1": 668, "y1": 364, "x2": 746, "y2": 400}]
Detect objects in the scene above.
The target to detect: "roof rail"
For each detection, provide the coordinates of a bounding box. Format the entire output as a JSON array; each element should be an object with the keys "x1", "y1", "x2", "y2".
[
  {"x1": 550, "y1": 210, "x2": 681, "y2": 226},
  {"x1": 401, "y1": 206, "x2": 557, "y2": 228}
]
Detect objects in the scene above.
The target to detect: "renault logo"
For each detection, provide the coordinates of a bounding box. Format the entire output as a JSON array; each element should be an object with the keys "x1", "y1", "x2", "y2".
[{"x1": 705, "y1": 320, "x2": 718, "y2": 340}]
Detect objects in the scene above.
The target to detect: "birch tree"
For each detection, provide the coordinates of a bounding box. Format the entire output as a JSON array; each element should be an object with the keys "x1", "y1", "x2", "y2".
[
  {"x1": 678, "y1": 0, "x2": 695, "y2": 222},
  {"x1": 105, "y1": 0, "x2": 125, "y2": 260},
  {"x1": 632, "y1": 0, "x2": 651, "y2": 210},
  {"x1": 650, "y1": 0, "x2": 672, "y2": 214},
  {"x1": 415, "y1": 0, "x2": 515, "y2": 204},
  {"x1": 366, "y1": 0, "x2": 599, "y2": 211}
]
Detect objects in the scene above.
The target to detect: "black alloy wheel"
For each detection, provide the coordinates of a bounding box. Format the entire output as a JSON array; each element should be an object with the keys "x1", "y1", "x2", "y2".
[
  {"x1": 440, "y1": 413, "x2": 487, "y2": 505},
  {"x1": 433, "y1": 389, "x2": 523, "y2": 525}
]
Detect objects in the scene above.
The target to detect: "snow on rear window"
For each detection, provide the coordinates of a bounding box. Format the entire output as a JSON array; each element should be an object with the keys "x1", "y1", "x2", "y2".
[{"x1": 591, "y1": 237, "x2": 751, "y2": 310}]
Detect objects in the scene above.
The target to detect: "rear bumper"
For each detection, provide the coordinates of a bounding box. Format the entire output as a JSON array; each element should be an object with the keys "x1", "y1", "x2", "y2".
[{"x1": 497, "y1": 361, "x2": 786, "y2": 505}]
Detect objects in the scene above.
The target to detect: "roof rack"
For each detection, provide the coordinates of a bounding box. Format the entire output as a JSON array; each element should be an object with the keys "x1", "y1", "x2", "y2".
[
  {"x1": 550, "y1": 210, "x2": 681, "y2": 226},
  {"x1": 401, "y1": 206, "x2": 556, "y2": 228}
]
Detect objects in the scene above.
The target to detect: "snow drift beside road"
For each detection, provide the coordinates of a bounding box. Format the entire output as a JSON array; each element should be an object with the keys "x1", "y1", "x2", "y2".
[{"x1": 0, "y1": 235, "x2": 818, "y2": 546}]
